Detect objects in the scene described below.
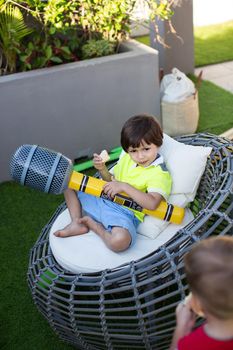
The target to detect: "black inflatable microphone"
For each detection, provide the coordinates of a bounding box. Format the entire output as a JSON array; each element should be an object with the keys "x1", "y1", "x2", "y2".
[{"x1": 10, "y1": 144, "x2": 185, "y2": 224}]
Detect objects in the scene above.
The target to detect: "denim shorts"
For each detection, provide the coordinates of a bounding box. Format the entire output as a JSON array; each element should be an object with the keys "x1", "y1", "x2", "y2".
[{"x1": 77, "y1": 192, "x2": 140, "y2": 246}]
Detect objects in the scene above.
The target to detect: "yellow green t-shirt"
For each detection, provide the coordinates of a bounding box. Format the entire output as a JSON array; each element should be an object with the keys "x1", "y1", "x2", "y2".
[{"x1": 113, "y1": 152, "x2": 172, "y2": 221}]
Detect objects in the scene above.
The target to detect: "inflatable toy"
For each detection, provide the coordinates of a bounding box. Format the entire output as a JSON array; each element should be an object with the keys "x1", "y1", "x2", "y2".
[{"x1": 10, "y1": 144, "x2": 185, "y2": 224}]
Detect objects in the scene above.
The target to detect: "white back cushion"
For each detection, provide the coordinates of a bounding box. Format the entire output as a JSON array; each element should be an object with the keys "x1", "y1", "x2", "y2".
[
  {"x1": 136, "y1": 134, "x2": 212, "y2": 238},
  {"x1": 160, "y1": 134, "x2": 212, "y2": 198}
]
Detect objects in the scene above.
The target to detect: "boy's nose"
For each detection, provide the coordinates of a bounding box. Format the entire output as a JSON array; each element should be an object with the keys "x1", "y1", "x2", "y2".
[{"x1": 138, "y1": 152, "x2": 144, "y2": 159}]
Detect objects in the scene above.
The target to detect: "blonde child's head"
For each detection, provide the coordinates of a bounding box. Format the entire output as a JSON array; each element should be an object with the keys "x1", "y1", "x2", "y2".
[{"x1": 184, "y1": 236, "x2": 233, "y2": 320}]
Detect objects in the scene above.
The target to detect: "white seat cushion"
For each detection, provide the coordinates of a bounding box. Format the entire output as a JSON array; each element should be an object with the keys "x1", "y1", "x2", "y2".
[
  {"x1": 50, "y1": 208, "x2": 194, "y2": 273},
  {"x1": 50, "y1": 134, "x2": 209, "y2": 271}
]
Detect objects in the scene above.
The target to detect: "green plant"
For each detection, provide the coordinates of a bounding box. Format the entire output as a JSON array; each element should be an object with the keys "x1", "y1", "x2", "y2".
[
  {"x1": 0, "y1": 2, "x2": 33, "y2": 74},
  {"x1": 77, "y1": 0, "x2": 136, "y2": 41},
  {"x1": 81, "y1": 39, "x2": 115, "y2": 59},
  {"x1": 19, "y1": 34, "x2": 79, "y2": 70},
  {"x1": 194, "y1": 21, "x2": 233, "y2": 67},
  {"x1": 0, "y1": 0, "x2": 178, "y2": 75}
]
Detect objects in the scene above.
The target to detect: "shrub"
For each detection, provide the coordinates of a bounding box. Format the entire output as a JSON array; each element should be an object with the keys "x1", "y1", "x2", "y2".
[
  {"x1": 0, "y1": 0, "x2": 177, "y2": 75},
  {"x1": 81, "y1": 39, "x2": 115, "y2": 59},
  {"x1": 0, "y1": 1, "x2": 33, "y2": 74}
]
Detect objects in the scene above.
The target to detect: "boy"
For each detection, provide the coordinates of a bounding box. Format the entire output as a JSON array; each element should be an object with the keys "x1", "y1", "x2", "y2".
[
  {"x1": 54, "y1": 114, "x2": 172, "y2": 252},
  {"x1": 169, "y1": 236, "x2": 233, "y2": 350}
]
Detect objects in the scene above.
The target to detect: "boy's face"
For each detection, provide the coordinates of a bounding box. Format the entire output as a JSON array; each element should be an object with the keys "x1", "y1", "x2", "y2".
[{"x1": 127, "y1": 140, "x2": 159, "y2": 167}]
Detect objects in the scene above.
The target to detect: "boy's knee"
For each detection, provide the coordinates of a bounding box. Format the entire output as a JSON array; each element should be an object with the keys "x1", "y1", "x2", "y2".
[{"x1": 109, "y1": 230, "x2": 131, "y2": 252}]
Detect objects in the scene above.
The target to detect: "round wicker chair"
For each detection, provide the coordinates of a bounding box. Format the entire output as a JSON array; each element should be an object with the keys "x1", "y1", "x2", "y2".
[{"x1": 28, "y1": 133, "x2": 233, "y2": 350}]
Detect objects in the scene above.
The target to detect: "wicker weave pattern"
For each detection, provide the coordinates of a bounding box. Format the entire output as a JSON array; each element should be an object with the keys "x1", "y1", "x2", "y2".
[{"x1": 27, "y1": 134, "x2": 233, "y2": 350}]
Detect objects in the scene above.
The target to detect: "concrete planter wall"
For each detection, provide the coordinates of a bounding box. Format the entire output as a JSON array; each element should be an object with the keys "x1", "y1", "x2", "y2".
[{"x1": 0, "y1": 40, "x2": 160, "y2": 182}]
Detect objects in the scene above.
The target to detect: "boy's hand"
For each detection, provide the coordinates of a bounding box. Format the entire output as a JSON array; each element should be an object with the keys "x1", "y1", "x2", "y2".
[
  {"x1": 93, "y1": 153, "x2": 107, "y2": 171},
  {"x1": 103, "y1": 179, "x2": 126, "y2": 198},
  {"x1": 175, "y1": 298, "x2": 196, "y2": 336},
  {"x1": 169, "y1": 298, "x2": 196, "y2": 350}
]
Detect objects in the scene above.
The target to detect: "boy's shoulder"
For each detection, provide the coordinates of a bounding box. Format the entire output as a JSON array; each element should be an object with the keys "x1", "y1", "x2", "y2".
[
  {"x1": 178, "y1": 326, "x2": 205, "y2": 348},
  {"x1": 178, "y1": 325, "x2": 233, "y2": 350}
]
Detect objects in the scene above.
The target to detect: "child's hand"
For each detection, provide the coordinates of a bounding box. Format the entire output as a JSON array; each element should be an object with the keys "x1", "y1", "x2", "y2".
[
  {"x1": 169, "y1": 297, "x2": 197, "y2": 350},
  {"x1": 103, "y1": 179, "x2": 126, "y2": 198},
  {"x1": 93, "y1": 153, "x2": 107, "y2": 171},
  {"x1": 175, "y1": 298, "x2": 196, "y2": 336}
]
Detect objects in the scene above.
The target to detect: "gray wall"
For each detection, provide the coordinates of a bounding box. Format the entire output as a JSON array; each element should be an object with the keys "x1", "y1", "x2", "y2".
[
  {"x1": 0, "y1": 40, "x2": 160, "y2": 182},
  {"x1": 151, "y1": 0, "x2": 194, "y2": 74}
]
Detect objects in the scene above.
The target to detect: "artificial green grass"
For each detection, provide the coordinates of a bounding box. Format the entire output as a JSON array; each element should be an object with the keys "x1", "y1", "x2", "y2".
[
  {"x1": 135, "y1": 20, "x2": 233, "y2": 67},
  {"x1": 0, "y1": 182, "x2": 73, "y2": 350},
  {"x1": 190, "y1": 75, "x2": 233, "y2": 135},
  {"x1": 197, "y1": 83, "x2": 233, "y2": 135},
  {"x1": 135, "y1": 35, "x2": 150, "y2": 46},
  {"x1": 194, "y1": 21, "x2": 233, "y2": 67}
]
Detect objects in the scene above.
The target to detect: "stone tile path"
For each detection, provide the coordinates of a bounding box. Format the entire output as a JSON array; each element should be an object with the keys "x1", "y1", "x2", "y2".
[{"x1": 195, "y1": 61, "x2": 233, "y2": 94}]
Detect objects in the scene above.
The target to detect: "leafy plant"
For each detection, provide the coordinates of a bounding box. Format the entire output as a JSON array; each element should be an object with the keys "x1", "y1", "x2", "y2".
[
  {"x1": 81, "y1": 39, "x2": 115, "y2": 59},
  {"x1": 0, "y1": 0, "x2": 179, "y2": 75},
  {"x1": 76, "y1": 0, "x2": 136, "y2": 41},
  {"x1": 19, "y1": 34, "x2": 80, "y2": 71},
  {"x1": 0, "y1": 2, "x2": 33, "y2": 74}
]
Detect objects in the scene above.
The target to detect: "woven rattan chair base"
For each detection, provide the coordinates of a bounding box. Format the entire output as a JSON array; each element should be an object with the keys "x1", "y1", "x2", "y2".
[{"x1": 28, "y1": 133, "x2": 233, "y2": 350}]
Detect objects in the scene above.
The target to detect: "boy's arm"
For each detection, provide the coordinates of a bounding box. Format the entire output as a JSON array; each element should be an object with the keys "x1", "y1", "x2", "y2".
[
  {"x1": 169, "y1": 300, "x2": 196, "y2": 350},
  {"x1": 99, "y1": 167, "x2": 112, "y2": 182},
  {"x1": 169, "y1": 326, "x2": 187, "y2": 350},
  {"x1": 93, "y1": 153, "x2": 112, "y2": 182},
  {"x1": 103, "y1": 180, "x2": 162, "y2": 211}
]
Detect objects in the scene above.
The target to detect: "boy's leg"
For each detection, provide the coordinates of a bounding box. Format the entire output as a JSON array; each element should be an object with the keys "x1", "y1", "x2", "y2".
[
  {"x1": 79, "y1": 216, "x2": 131, "y2": 252},
  {"x1": 54, "y1": 189, "x2": 89, "y2": 237}
]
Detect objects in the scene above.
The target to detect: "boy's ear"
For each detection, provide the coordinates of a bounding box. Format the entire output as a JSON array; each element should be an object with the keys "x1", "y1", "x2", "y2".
[{"x1": 190, "y1": 293, "x2": 205, "y2": 318}]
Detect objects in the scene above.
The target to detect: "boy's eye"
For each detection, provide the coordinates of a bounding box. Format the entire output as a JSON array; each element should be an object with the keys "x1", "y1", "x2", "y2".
[
  {"x1": 144, "y1": 148, "x2": 150, "y2": 151},
  {"x1": 129, "y1": 149, "x2": 136, "y2": 153}
]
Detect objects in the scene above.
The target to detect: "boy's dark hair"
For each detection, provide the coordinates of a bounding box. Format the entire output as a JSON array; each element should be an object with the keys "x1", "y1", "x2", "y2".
[
  {"x1": 184, "y1": 236, "x2": 233, "y2": 320},
  {"x1": 121, "y1": 114, "x2": 163, "y2": 152}
]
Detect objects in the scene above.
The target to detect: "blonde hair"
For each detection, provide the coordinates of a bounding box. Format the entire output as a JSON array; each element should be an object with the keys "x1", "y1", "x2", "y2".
[{"x1": 184, "y1": 236, "x2": 233, "y2": 320}]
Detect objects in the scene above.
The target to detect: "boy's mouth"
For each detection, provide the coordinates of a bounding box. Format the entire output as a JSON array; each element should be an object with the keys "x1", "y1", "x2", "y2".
[{"x1": 138, "y1": 161, "x2": 148, "y2": 166}]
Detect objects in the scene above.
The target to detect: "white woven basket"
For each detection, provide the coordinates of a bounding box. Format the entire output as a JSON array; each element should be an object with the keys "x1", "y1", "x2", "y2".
[{"x1": 162, "y1": 92, "x2": 199, "y2": 136}]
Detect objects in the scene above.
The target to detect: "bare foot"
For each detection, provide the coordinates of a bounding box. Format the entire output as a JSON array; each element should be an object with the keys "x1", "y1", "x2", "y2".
[
  {"x1": 79, "y1": 216, "x2": 104, "y2": 234},
  {"x1": 54, "y1": 218, "x2": 89, "y2": 238}
]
